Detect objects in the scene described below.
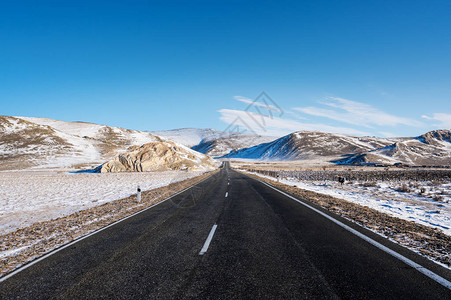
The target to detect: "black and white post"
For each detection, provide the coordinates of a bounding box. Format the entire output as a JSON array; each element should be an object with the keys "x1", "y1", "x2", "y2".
[{"x1": 137, "y1": 185, "x2": 142, "y2": 202}]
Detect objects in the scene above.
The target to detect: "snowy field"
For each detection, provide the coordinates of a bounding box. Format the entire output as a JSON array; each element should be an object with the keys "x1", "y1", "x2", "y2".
[
  {"x1": 242, "y1": 170, "x2": 451, "y2": 236},
  {"x1": 0, "y1": 171, "x2": 205, "y2": 234}
]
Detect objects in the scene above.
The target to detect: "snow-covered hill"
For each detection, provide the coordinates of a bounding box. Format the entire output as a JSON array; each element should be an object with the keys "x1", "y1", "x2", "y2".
[
  {"x1": 221, "y1": 131, "x2": 399, "y2": 162},
  {"x1": 151, "y1": 128, "x2": 278, "y2": 157},
  {"x1": 223, "y1": 129, "x2": 451, "y2": 167},
  {"x1": 0, "y1": 116, "x2": 161, "y2": 170},
  {"x1": 192, "y1": 134, "x2": 278, "y2": 158},
  {"x1": 150, "y1": 128, "x2": 224, "y2": 147},
  {"x1": 334, "y1": 130, "x2": 451, "y2": 166},
  {"x1": 18, "y1": 116, "x2": 159, "y2": 147}
]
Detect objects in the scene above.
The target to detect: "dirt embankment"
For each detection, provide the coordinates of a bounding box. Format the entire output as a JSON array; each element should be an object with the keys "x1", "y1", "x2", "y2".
[
  {"x1": 239, "y1": 171, "x2": 450, "y2": 267},
  {"x1": 0, "y1": 170, "x2": 217, "y2": 277}
]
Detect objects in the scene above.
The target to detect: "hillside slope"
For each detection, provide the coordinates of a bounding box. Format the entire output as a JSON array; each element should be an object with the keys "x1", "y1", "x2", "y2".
[
  {"x1": 221, "y1": 131, "x2": 397, "y2": 161},
  {"x1": 192, "y1": 134, "x2": 277, "y2": 157},
  {"x1": 150, "y1": 128, "x2": 224, "y2": 147},
  {"x1": 334, "y1": 130, "x2": 451, "y2": 166},
  {"x1": 151, "y1": 128, "x2": 278, "y2": 158},
  {"x1": 0, "y1": 116, "x2": 161, "y2": 170}
]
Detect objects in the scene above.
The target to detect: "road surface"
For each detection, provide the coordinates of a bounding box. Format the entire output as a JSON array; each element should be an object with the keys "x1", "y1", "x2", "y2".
[{"x1": 1, "y1": 162, "x2": 450, "y2": 299}]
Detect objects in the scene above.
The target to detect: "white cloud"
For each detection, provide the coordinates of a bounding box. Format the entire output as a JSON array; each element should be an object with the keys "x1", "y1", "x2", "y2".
[
  {"x1": 218, "y1": 109, "x2": 370, "y2": 137},
  {"x1": 422, "y1": 113, "x2": 451, "y2": 128},
  {"x1": 234, "y1": 96, "x2": 282, "y2": 113},
  {"x1": 294, "y1": 97, "x2": 423, "y2": 128}
]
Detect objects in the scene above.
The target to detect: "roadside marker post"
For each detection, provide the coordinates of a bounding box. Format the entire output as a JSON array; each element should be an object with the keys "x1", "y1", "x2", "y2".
[{"x1": 137, "y1": 186, "x2": 141, "y2": 202}]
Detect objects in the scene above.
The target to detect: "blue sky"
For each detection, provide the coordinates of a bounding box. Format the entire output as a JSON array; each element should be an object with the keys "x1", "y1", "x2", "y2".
[{"x1": 1, "y1": 0, "x2": 450, "y2": 137}]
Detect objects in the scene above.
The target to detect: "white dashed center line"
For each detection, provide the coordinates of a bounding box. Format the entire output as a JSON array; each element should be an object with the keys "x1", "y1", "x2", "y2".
[{"x1": 199, "y1": 224, "x2": 218, "y2": 255}]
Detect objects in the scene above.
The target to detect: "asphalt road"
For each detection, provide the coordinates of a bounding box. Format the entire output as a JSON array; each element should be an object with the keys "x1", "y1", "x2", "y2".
[{"x1": 1, "y1": 162, "x2": 450, "y2": 299}]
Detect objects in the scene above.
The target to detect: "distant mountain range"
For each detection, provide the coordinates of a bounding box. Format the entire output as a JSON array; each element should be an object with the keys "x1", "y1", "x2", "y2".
[
  {"x1": 150, "y1": 128, "x2": 224, "y2": 148},
  {"x1": 192, "y1": 134, "x2": 277, "y2": 158},
  {"x1": 221, "y1": 130, "x2": 451, "y2": 167},
  {"x1": 221, "y1": 131, "x2": 398, "y2": 160},
  {"x1": 150, "y1": 128, "x2": 277, "y2": 158},
  {"x1": 1, "y1": 116, "x2": 450, "y2": 170}
]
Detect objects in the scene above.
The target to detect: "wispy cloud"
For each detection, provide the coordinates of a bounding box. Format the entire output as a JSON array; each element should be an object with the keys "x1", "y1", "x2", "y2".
[
  {"x1": 422, "y1": 113, "x2": 451, "y2": 128},
  {"x1": 218, "y1": 108, "x2": 369, "y2": 137},
  {"x1": 234, "y1": 96, "x2": 282, "y2": 112},
  {"x1": 294, "y1": 97, "x2": 423, "y2": 128}
]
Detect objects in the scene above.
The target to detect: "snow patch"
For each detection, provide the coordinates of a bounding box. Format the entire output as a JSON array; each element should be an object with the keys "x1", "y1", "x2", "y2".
[{"x1": 0, "y1": 171, "x2": 206, "y2": 234}]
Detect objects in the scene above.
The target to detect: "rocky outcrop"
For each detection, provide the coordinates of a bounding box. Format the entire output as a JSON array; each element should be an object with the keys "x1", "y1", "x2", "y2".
[{"x1": 100, "y1": 141, "x2": 217, "y2": 172}]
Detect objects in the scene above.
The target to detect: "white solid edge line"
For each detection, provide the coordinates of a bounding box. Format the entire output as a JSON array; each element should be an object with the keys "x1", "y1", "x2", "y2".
[
  {"x1": 257, "y1": 179, "x2": 451, "y2": 290},
  {"x1": 0, "y1": 174, "x2": 213, "y2": 283},
  {"x1": 199, "y1": 224, "x2": 218, "y2": 255}
]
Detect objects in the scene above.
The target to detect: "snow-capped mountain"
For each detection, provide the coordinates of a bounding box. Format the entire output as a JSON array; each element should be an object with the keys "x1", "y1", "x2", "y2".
[
  {"x1": 150, "y1": 128, "x2": 224, "y2": 147},
  {"x1": 221, "y1": 131, "x2": 399, "y2": 161},
  {"x1": 192, "y1": 134, "x2": 278, "y2": 157},
  {"x1": 0, "y1": 116, "x2": 161, "y2": 170},
  {"x1": 151, "y1": 128, "x2": 278, "y2": 157},
  {"x1": 334, "y1": 130, "x2": 451, "y2": 166}
]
